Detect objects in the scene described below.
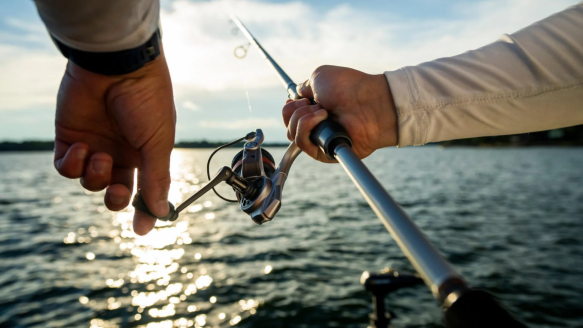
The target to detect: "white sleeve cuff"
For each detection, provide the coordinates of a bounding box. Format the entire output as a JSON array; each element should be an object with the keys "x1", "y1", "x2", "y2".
[
  {"x1": 384, "y1": 68, "x2": 428, "y2": 147},
  {"x1": 35, "y1": 0, "x2": 160, "y2": 52}
]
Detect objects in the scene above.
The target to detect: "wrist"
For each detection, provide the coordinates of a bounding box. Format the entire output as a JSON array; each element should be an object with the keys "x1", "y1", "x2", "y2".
[
  {"x1": 54, "y1": 29, "x2": 162, "y2": 76},
  {"x1": 66, "y1": 48, "x2": 168, "y2": 82},
  {"x1": 362, "y1": 74, "x2": 398, "y2": 148}
]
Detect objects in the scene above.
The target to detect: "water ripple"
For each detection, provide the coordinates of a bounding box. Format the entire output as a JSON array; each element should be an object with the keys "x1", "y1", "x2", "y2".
[{"x1": 0, "y1": 148, "x2": 582, "y2": 327}]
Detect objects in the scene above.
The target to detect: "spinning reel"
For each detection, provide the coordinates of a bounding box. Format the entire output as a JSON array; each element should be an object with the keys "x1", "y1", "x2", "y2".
[{"x1": 132, "y1": 129, "x2": 302, "y2": 225}]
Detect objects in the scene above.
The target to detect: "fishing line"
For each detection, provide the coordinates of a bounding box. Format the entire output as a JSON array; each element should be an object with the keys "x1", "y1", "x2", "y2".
[
  {"x1": 233, "y1": 49, "x2": 256, "y2": 135},
  {"x1": 238, "y1": 58, "x2": 254, "y2": 117},
  {"x1": 212, "y1": 0, "x2": 256, "y2": 128}
]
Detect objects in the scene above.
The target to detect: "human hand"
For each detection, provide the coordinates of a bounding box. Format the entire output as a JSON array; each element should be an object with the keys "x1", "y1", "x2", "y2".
[
  {"x1": 282, "y1": 65, "x2": 397, "y2": 163},
  {"x1": 53, "y1": 51, "x2": 175, "y2": 235}
]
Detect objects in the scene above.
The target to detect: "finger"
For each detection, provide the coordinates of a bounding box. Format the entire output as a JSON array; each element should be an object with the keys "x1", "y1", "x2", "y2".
[
  {"x1": 285, "y1": 99, "x2": 293, "y2": 104},
  {"x1": 133, "y1": 210, "x2": 157, "y2": 236},
  {"x1": 288, "y1": 104, "x2": 322, "y2": 141},
  {"x1": 54, "y1": 141, "x2": 89, "y2": 179},
  {"x1": 105, "y1": 184, "x2": 132, "y2": 211},
  {"x1": 297, "y1": 79, "x2": 314, "y2": 99},
  {"x1": 296, "y1": 109, "x2": 329, "y2": 161},
  {"x1": 105, "y1": 167, "x2": 135, "y2": 211},
  {"x1": 282, "y1": 98, "x2": 310, "y2": 128},
  {"x1": 80, "y1": 152, "x2": 112, "y2": 191},
  {"x1": 138, "y1": 138, "x2": 173, "y2": 218}
]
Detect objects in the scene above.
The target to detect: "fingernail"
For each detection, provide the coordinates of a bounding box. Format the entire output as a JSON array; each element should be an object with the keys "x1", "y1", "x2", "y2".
[
  {"x1": 314, "y1": 109, "x2": 327, "y2": 116},
  {"x1": 75, "y1": 148, "x2": 87, "y2": 160},
  {"x1": 92, "y1": 160, "x2": 109, "y2": 174},
  {"x1": 300, "y1": 98, "x2": 310, "y2": 106},
  {"x1": 155, "y1": 199, "x2": 169, "y2": 216},
  {"x1": 110, "y1": 194, "x2": 124, "y2": 205}
]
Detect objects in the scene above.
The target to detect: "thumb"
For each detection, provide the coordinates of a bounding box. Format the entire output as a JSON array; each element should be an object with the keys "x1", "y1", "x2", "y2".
[
  {"x1": 137, "y1": 139, "x2": 173, "y2": 217},
  {"x1": 296, "y1": 79, "x2": 314, "y2": 100}
]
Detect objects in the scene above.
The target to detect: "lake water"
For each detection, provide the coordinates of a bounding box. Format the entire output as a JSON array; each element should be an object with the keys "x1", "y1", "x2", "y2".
[{"x1": 0, "y1": 147, "x2": 582, "y2": 328}]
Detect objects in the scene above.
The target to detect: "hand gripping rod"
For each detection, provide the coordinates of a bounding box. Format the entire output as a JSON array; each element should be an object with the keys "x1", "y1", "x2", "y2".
[
  {"x1": 230, "y1": 15, "x2": 527, "y2": 327},
  {"x1": 229, "y1": 13, "x2": 463, "y2": 302}
]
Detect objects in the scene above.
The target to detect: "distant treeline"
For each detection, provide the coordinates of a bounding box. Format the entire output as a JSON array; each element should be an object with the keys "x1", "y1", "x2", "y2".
[
  {"x1": 174, "y1": 141, "x2": 290, "y2": 148},
  {"x1": 0, "y1": 140, "x2": 291, "y2": 151},
  {"x1": 1, "y1": 125, "x2": 582, "y2": 151},
  {"x1": 0, "y1": 141, "x2": 55, "y2": 151}
]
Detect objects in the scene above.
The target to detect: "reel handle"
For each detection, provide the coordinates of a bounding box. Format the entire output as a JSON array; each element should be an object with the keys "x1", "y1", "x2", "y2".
[
  {"x1": 131, "y1": 166, "x2": 248, "y2": 222},
  {"x1": 132, "y1": 194, "x2": 178, "y2": 222}
]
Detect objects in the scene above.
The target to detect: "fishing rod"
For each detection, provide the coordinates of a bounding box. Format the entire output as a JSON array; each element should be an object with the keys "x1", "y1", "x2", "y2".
[
  {"x1": 227, "y1": 15, "x2": 528, "y2": 328},
  {"x1": 228, "y1": 11, "x2": 461, "y2": 301},
  {"x1": 132, "y1": 14, "x2": 528, "y2": 328}
]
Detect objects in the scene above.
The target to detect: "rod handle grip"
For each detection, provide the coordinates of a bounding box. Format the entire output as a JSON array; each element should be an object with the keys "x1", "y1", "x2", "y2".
[
  {"x1": 309, "y1": 119, "x2": 353, "y2": 160},
  {"x1": 132, "y1": 192, "x2": 179, "y2": 222}
]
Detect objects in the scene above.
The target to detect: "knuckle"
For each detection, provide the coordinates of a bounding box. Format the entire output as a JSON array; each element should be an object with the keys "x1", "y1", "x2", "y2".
[
  {"x1": 282, "y1": 101, "x2": 296, "y2": 113},
  {"x1": 313, "y1": 65, "x2": 330, "y2": 75},
  {"x1": 310, "y1": 104, "x2": 322, "y2": 111},
  {"x1": 298, "y1": 113, "x2": 314, "y2": 127},
  {"x1": 141, "y1": 174, "x2": 172, "y2": 191},
  {"x1": 296, "y1": 137, "x2": 308, "y2": 150},
  {"x1": 80, "y1": 178, "x2": 107, "y2": 192},
  {"x1": 56, "y1": 166, "x2": 80, "y2": 179}
]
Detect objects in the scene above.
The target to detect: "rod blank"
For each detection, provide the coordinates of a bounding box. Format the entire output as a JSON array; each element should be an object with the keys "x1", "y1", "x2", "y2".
[{"x1": 334, "y1": 144, "x2": 464, "y2": 299}]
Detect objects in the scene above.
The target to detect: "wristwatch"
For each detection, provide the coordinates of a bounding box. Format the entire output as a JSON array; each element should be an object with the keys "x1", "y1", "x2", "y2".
[{"x1": 52, "y1": 29, "x2": 161, "y2": 76}]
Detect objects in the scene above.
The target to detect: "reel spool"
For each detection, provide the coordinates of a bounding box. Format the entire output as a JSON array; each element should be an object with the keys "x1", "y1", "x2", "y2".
[
  {"x1": 230, "y1": 148, "x2": 277, "y2": 203},
  {"x1": 132, "y1": 129, "x2": 301, "y2": 225},
  {"x1": 231, "y1": 148, "x2": 276, "y2": 177}
]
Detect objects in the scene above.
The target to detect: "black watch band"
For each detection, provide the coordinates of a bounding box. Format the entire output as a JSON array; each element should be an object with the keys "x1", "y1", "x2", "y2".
[{"x1": 52, "y1": 29, "x2": 161, "y2": 76}]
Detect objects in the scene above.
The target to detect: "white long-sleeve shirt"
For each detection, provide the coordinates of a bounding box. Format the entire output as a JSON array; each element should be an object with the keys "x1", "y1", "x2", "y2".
[
  {"x1": 385, "y1": 2, "x2": 583, "y2": 147},
  {"x1": 33, "y1": 0, "x2": 159, "y2": 52},
  {"x1": 34, "y1": 1, "x2": 583, "y2": 146}
]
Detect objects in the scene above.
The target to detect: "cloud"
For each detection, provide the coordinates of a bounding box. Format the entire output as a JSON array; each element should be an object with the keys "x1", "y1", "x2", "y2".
[
  {"x1": 0, "y1": 0, "x2": 578, "y2": 140},
  {"x1": 162, "y1": 0, "x2": 578, "y2": 95},
  {"x1": 0, "y1": 15, "x2": 65, "y2": 111},
  {"x1": 199, "y1": 117, "x2": 281, "y2": 129},
  {"x1": 182, "y1": 100, "x2": 201, "y2": 111},
  {"x1": 0, "y1": 44, "x2": 65, "y2": 111}
]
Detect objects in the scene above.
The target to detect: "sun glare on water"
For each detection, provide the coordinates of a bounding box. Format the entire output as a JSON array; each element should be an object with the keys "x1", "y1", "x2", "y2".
[{"x1": 74, "y1": 150, "x2": 262, "y2": 328}]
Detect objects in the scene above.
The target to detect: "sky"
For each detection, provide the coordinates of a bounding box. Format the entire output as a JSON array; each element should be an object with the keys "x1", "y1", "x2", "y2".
[{"x1": 0, "y1": 0, "x2": 578, "y2": 142}]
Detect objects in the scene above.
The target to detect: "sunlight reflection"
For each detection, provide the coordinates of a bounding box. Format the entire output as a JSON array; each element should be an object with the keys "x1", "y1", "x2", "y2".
[
  {"x1": 264, "y1": 265, "x2": 272, "y2": 274},
  {"x1": 239, "y1": 299, "x2": 258, "y2": 311},
  {"x1": 195, "y1": 314, "x2": 206, "y2": 327},
  {"x1": 141, "y1": 320, "x2": 173, "y2": 328},
  {"x1": 91, "y1": 150, "x2": 243, "y2": 328},
  {"x1": 195, "y1": 275, "x2": 213, "y2": 289},
  {"x1": 187, "y1": 204, "x2": 203, "y2": 213},
  {"x1": 230, "y1": 316, "x2": 242, "y2": 326}
]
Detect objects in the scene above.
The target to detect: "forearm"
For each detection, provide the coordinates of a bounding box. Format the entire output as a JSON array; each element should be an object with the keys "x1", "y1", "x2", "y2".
[
  {"x1": 33, "y1": 0, "x2": 160, "y2": 52},
  {"x1": 386, "y1": 3, "x2": 583, "y2": 147}
]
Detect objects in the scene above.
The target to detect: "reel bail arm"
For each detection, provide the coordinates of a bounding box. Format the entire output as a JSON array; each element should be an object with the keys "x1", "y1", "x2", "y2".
[{"x1": 132, "y1": 166, "x2": 249, "y2": 222}]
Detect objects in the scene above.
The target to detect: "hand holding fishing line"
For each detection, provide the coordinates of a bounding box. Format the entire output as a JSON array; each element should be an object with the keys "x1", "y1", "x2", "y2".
[
  {"x1": 53, "y1": 51, "x2": 175, "y2": 236},
  {"x1": 283, "y1": 65, "x2": 399, "y2": 163}
]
